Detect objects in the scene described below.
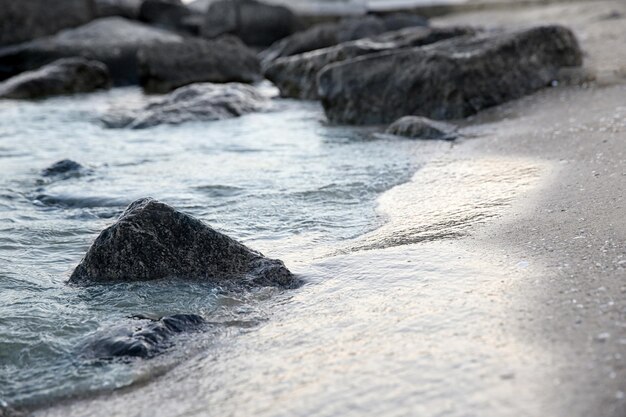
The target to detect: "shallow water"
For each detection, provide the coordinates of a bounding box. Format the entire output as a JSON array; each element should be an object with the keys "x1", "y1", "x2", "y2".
[{"x1": 0, "y1": 86, "x2": 448, "y2": 409}]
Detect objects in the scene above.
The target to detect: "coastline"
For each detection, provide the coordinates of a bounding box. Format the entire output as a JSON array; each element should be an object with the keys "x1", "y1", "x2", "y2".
[{"x1": 23, "y1": 1, "x2": 626, "y2": 416}]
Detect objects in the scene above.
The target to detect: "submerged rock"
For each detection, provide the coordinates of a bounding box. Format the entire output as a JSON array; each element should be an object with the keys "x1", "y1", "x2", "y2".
[
  {"x1": 42, "y1": 159, "x2": 86, "y2": 177},
  {"x1": 260, "y1": 14, "x2": 428, "y2": 65},
  {"x1": 103, "y1": 82, "x2": 268, "y2": 128},
  {"x1": 69, "y1": 198, "x2": 295, "y2": 287},
  {"x1": 138, "y1": 36, "x2": 261, "y2": 93},
  {"x1": 385, "y1": 116, "x2": 457, "y2": 140},
  {"x1": 0, "y1": 0, "x2": 95, "y2": 47},
  {"x1": 265, "y1": 26, "x2": 473, "y2": 100},
  {"x1": 318, "y1": 25, "x2": 583, "y2": 125},
  {"x1": 0, "y1": 58, "x2": 110, "y2": 99},
  {"x1": 201, "y1": 0, "x2": 296, "y2": 47},
  {"x1": 0, "y1": 17, "x2": 183, "y2": 85},
  {"x1": 84, "y1": 314, "x2": 205, "y2": 359}
]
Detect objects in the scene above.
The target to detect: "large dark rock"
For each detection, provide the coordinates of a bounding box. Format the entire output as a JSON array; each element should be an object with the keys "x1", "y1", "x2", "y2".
[
  {"x1": 138, "y1": 36, "x2": 261, "y2": 93},
  {"x1": 385, "y1": 116, "x2": 457, "y2": 140},
  {"x1": 259, "y1": 14, "x2": 428, "y2": 66},
  {"x1": 42, "y1": 159, "x2": 87, "y2": 178},
  {"x1": 103, "y1": 82, "x2": 268, "y2": 129},
  {"x1": 0, "y1": 58, "x2": 110, "y2": 99},
  {"x1": 94, "y1": 0, "x2": 142, "y2": 19},
  {"x1": 0, "y1": 0, "x2": 96, "y2": 47},
  {"x1": 84, "y1": 314, "x2": 206, "y2": 359},
  {"x1": 138, "y1": 0, "x2": 196, "y2": 33},
  {"x1": 69, "y1": 198, "x2": 295, "y2": 287},
  {"x1": 265, "y1": 26, "x2": 474, "y2": 100},
  {"x1": 0, "y1": 17, "x2": 183, "y2": 85},
  {"x1": 201, "y1": 0, "x2": 297, "y2": 47},
  {"x1": 318, "y1": 25, "x2": 583, "y2": 125}
]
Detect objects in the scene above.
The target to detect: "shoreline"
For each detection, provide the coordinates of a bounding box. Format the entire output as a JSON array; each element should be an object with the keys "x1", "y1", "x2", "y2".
[{"x1": 18, "y1": 1, "x2": 626, "y2": 416}]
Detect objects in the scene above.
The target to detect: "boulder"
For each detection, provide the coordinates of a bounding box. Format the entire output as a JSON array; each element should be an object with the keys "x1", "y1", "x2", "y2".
[
  {"x1": 259, "y1": 14, "x2": 428, "y2": 65},
  {"x1": 0, "y1": 17, "x2": 183, "y2": 85},
  {"x1": 84, "y1": 314, "x2": 206, "y2": 359},
  {"x1": 94, "y1": 0, "x2": 142, "y2": 19},
  {"x1": 0, "y1": 0, "x2": 96, "y2": 47},
  {"x1": 265, "y1": 26, "x2": 474, "y2": 100},
  {"x1": 385, "y1": 116, "x2": 457, "y2": 140},
  {"x1": 69, "y1": 198, "x2": 295, "y2": 287},
  {"x1": 103, "y1": 82, "x2": 268, "y2": 129},
  {"x1": 0, "y1": 58, "x2": 110, "y2": 99},
  {"x1": 138, "y1": 36, "x2": 261, "y2": 93},
  {"x1": 138, "y1": 0, "x2": 196, "y2": 33},
  {"x1": 318, "y1": 25, "x2": 583, "y2": 125},
  {"x1": 201, "y1": 0, "x2": 297, "y2": 47}
]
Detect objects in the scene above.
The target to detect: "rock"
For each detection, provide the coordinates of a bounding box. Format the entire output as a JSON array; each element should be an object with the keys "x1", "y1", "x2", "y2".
[
  {"x1": 84, "y1": 314, "x2": 205, "y2": 359},
  {"x1": 94, "y1": 0, "x2": 142, "y2": 19},
  {"x1": 42, "y1": 159, "x2": 86, "y2": 177},
  {"x1": 0, "y1": 0, "x2": 95, "y2": 47},
  {"x1": 103, "y1": 82, "x2": 268, "y2": 128},
  {"x1": 138, "y1": 0, "x2": 195, "y2": 33},
  {"x1": 187, "y1": 0, "x2": 211, "y2": 13},
  {"x1": 0, "y1": 17, "x2": 183, "y2": 85},
  {"x1": 69, "y1": 198, "x2": 295, "y2": 287},
  {"x1": 318, "y1": 25, "x2": 583, "y2": 125},
  {"x1": 0, "y1": 58, "x2": 110, "y2": 99},
  {"x1": 265, "y1": 26, "x2": 474, "y2": 100},
  {"x1": 138, "y1": 36, "x2": 261, "y2": 93},
  {"x1": 385, "y1": 116, "x2": 457, "y2": 140},
  {"x1": 379, "y1": 13, "x2": 429, "y2": 32},
  {"x1": 201, "y1": 0, "x2": 297, "y2": 47},
  {"x1": 259, "y1": 14, "x2": 428, "y2": 65}
]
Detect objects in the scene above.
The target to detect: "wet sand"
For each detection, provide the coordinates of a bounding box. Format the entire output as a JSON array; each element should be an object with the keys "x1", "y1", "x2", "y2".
[{"x1": 31, "y1": 1, "x2": 626, "y2": 416}]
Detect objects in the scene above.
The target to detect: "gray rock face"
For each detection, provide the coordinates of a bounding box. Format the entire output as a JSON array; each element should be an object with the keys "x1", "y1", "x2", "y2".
[
  {"x1": 0, "y1": 0, "x2": 96, "y2": 47},
  {"x1": 94, "y1": 0, "x2": 142, "y2": 19},
  {"x1": 259, "y1": 14, "x2": 428, "y2": 65},
  {"x1": 0, "y1": 58, "x2": 110, "y2": 99},
  {"x1": 318, "y1": 25, "x2": 583, "y2": 125},
  {"x1": 385, "y1": 116, "x2": 457, "y2": 140},
  {"x1": 138, "y1": 36, "x2": 261, "y2": 93},
  {"x1": 0, "y1": 17, "x2": 183, "y2": 85},
  {"x1": 201, "y1": 0, "x2": 296, "y2": 47},
  {"x1": 103, "y1": 82, "x2": 268, "y2": 129},
  {"x1": 69, "y1": 198, "x2": 296, "y2": 287},
  {"x1": 138, "y1": 0, "x2": 195, "y2": 33},
  {"x1": 265, "y1": 26, "x2": 473, "y2": 100}
]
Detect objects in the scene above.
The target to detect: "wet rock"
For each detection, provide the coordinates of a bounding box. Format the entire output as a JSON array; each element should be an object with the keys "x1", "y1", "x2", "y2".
[
  {"x1": 260, "y1": 14, "x2": 428, "y2": 65},
  {"x1": 138, "y1": 36, "x2": 261, "y2": 93},
  {"x1": 103, "y1": 82, "x2": 268, "y2": 128},
  {"x1": 85, "y1": 314, "x2": 205, "y2": 359},
  {"x1": 187, "y1": 0, "x2": 211, "y2": 13},
  {"x1": 318, "y1": 25, "x2": 583, "y2": 125},
  {"x1": 0, "y1": 0, "x2": 95, "y2": 47},
  {"x1": 69, "y1": 198, "x2": 295, "y2": 287},
  {"x1": 379, "y1": 13, "x2": 429, "y2": 32},
  {"x1": 201, "y1": 0, "x2": 297, "y2": 47},
  {"x1": 0, "y1": 58, "x2": 110, "y2": 99},
  {"x1": 42, "y1": 159, "x2": 86, "y2": 177},
  {"x1": 0, "y1": 17, "x2": 183, "y2": 85},
  {"x1": 138, "y1": 0, "x2": 195, "y2": 33},
  {"x1": 385, "y1": 116, "x2": 457, "y2": 140},
  {"x1": 265, "y1": 26, "x2": 473, "y2": 100},
  {"x1": 94, "y1": 0, "x2": 142, "y2": 19}
]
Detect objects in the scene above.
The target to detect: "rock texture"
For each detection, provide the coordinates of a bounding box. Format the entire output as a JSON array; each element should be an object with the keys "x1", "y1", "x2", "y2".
[
  {"x1": 385, "y1": 116, "x2": 457, "y2": 140},
  {"x1": 0, "y1": 17, "x2": 183, "y2": 85},
  {"x1": 103, "y1": 82, "x2": 268, "y2": 129},
  {"x1": 0, "y1": 58, "x2": 110, "y2": 99},
  {"x1": 138, "y1": 0, "x2": 195, "y2": 33},
  {"x1": 201, "y1": 0, "x2": 296, "y2": 47},
  {"x1": 260, "y1": 14, "x2": 428, "y2": 65},
  {"x1": 0, "y1": 0, "x2": 96, "y2": 47},
  {"x1": 69, "y1": 198, "x2": 295, "y2": 287},
  {"x1": 318, "y1": 25, "x2": 583, "y2": 125},
  {"x1": 138, "y1": 36, "x2": 261, "y2": 93},
  {"x1": 84, "y1": 314, "x2": 205, "y2": 359},
  {"x1": 265, "y1": 26, "x2": 473, "y2": 100},
  {"x1": 42, "y1": 159, "x2": 87, "y2": 177}
]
